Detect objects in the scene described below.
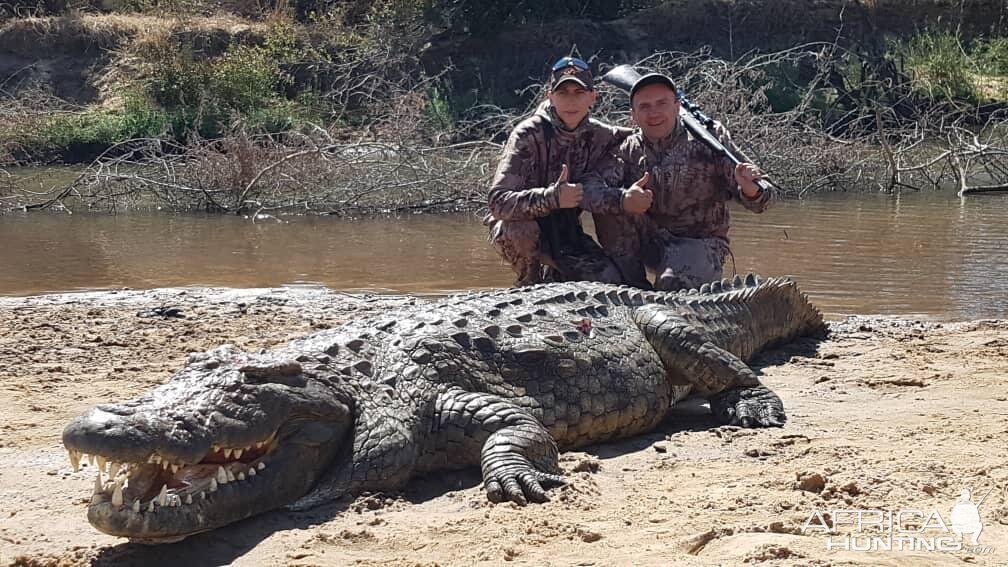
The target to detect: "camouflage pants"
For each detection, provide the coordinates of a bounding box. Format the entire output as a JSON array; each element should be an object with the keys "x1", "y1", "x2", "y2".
[
  {"x1": 593, "y1": 214, "x2": 729, "y2": 291},
  {"x1": 489, "y1": 219, "x2": 626, "y2": 287}
]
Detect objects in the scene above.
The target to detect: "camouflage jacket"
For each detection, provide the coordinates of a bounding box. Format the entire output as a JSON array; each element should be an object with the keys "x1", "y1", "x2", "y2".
[
  {"x1": 594, "y1": 119, "x2": 773, "y2": 240},
  {"x1": 485, "y1": 102, "x2": 633, "y2": 223}
]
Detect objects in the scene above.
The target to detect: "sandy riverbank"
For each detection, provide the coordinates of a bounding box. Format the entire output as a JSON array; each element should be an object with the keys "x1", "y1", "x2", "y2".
[{"x1": 0, "y1": 287, "x2": 1006, "y2": 566}]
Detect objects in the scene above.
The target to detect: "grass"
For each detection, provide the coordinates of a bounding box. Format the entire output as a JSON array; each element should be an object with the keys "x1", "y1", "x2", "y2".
[
  {"x1": 0, "y1": 15, "x2": 328, "y2": 163},
  {"x1": 23, "y1": 94, "x2": 325, "y2": 162},
  {"x1": 893, "y1": 31, "x2": 1008, "y2": 104}
]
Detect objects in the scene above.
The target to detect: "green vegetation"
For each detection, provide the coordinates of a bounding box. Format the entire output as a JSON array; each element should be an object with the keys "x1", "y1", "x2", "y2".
[
  {"x1": 754, "y1": 31, "x2": 1008, "y2": 131},
  {"x1": 134, "y1": 20, "x2": 326, "y2": 127},
  {"x1": 38, "y1": 102, "x2": 168, "y2": 154},
  {"x1": 1, "y1": 1, "x2": 1007, "y2": 164},
  {"x1": 892, "y1": 31, "x2": 1008, "y2": 103},
  {"x1": 13, "y1": 20, "x2": 329, "y2": 161}
]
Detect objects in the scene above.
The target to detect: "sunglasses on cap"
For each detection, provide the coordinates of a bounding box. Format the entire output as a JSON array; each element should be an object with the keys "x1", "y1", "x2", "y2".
[{"x1": 552, "y1": 57, "x2": 590, "y2": 72}]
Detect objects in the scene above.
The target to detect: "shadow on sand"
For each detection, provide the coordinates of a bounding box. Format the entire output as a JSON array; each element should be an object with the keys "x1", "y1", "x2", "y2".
[{"x1": 90, "y1": 501, "x2": 343, "y2": 567}]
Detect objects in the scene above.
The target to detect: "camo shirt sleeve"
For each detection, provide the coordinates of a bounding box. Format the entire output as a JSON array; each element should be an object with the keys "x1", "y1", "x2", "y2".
[
  {"x1": 580, "y1": 123, "x2": 635, "y2": 216},
  {"x1": 487, "y1": 118, "x2": 561, "y2": 221},
  {"x1": 712, "y1": 122, "x2": 774, "y2": 213}
]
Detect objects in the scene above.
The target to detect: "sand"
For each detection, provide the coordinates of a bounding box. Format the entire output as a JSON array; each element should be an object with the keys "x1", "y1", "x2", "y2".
[{"x1": 0, "y1": 287, "x2": 1005, "y2": 567}]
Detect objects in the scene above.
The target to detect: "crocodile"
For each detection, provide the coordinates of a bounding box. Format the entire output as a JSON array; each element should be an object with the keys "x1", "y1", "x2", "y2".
[{"x1": 62, "y1": 274, "x2": 826, "y2": 543}]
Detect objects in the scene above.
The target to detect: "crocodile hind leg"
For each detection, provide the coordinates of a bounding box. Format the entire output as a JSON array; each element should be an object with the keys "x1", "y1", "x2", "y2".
[
  {"x1": 707, "y1": 386, "x2": 785, "y2": 428},
  {"x1": 417, "y1": 388, "x2": 565, "y2": 505},
  {"x1": 634, "y1": 303, "x2": 786, "y2": 428}
]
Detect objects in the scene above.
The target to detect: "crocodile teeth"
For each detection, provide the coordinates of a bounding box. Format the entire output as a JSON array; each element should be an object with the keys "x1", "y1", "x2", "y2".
[
  {"x1": 132, "y1": 499, "x2": 140, "y2": 513},
  {"x1": 209, "y1": 479, "x2": 218, "y2": 492},
  {"x1": 248, "y1": 468, "x2": 256, "y2": 477},
  {"x1": 257, "y1": 462, "x2": 265, "y2": 471},
  {"x1": 237, "y1": 472, "x2": 246, "y2": 481},
  {"x1": 216, "y1": 467, "x2": 228, "y2": 484},
  {"x1": 200, "y1": 491, "x2": 207, "y2": 500},
  {"x1": 226, "y1": 469, "x2": 236, "y2": 483},
  {"x1": 68, "y1": 450, "x2": 80, "y2": 472},
  {"x1": 233, "y1": 448, "x2": 243, "y2": 459},
  {"x1": 171, "y1": 464, "x2": 180, "y2": 474},
  {"x1": 96, "y1": 456, "x2": 107, "y2": 472},
  {"x1": 185, "y1": 494, "x2": 193, "y2": 505},
  {"x1": 108, "y1": 462, "x2": 121, "y2": 478},
  {"x1": 224, "y1": 448, "x2": 233, "y2": 459},
  {"x1": 148, "y1": 500, "x2": 155, "y2": 512},
  {"x1": 158, "y1": 484, "x2": 168, "y2": 506},
  {"x1": 93, "y1": 474, "x2": 102, "y2": 496},
  {"x1": 112, "y1": 483, "x2": 123, "y2": 507},
  {"x1": 87, "y1": 454, "x2": 95, "y2": 466}
]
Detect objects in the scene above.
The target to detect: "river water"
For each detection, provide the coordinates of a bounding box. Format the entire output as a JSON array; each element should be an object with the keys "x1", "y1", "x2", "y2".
[{"x1": 1, "y1": 191, "x2": 1005, "y2": 320}]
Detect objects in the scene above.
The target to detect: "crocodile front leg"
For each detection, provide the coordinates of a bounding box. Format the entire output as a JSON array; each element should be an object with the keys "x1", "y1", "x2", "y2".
[
  {"x1": 288, "y1": 385, "x2": 424, "y2": 511},
  {"x1": 418, "y1": 388, "x2": 564, "y2": 505},
  {"x1": 634, "y1": 304, "x2": 786, "y2": 427}
]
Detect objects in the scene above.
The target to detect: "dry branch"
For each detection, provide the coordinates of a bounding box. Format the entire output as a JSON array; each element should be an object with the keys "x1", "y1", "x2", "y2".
[{"x1": 11, "y1": 44, "x2": 1008, "y2": 214}]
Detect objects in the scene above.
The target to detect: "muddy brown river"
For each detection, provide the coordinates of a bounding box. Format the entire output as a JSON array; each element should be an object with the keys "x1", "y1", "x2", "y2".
[{"x1": 1, "y1": 191, "x2": 1006, "y2": 319}]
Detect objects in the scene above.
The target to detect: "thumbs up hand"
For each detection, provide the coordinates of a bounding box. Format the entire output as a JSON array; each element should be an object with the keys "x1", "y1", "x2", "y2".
[
  {"x1": 555, "y1": 164, "x2": 584, "y2": 209},
  {"x1": 622, "y1": 171, "x2": 653, "y2": 214}
]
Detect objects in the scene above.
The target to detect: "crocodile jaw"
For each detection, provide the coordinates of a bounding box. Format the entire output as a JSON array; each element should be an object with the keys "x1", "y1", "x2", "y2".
[
  {"x1": 61, "y1": 348, "x2": 354, "y2": 542},
  {"x1": 81, "y1": 439, "x2": 330, "y2": 542}
]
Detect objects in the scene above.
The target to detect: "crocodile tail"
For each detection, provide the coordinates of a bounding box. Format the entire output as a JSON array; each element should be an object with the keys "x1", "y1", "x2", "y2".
[
  {"x1": 742, "y1": 275, "x2": 828, "y2": 349},
  {"x1": 661, "y1": 274, "x2": 826, "y2": 361}
]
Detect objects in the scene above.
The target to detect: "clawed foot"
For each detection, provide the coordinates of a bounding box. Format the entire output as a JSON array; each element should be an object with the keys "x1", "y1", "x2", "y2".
[
  {"x1": 709, "y1": 385, "x2": 786, "y2": 428},
  {"x1": 483, "y1": 454, "x2": 565, "y2": 506}
]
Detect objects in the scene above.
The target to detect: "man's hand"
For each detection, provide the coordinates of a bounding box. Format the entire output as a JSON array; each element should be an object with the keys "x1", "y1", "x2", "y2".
[
  {"x1": 622, "y1": 171, "x2": 653, "y2": 214},
  {"x1": 555, "y1": 164, "x2": 583, "y2": 209},
  {"x1": 735, "y1": 163, "x2": 765, "y2": 199}
]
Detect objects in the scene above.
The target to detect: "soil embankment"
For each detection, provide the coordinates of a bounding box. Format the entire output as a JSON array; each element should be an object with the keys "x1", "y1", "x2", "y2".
[
  {"x1": 3, "y1": 0, "x2": 1007, "y2": 109},
  {"x1": 0, "y1": 288, "x2": 1006, "y2": 566},
  {"x1": 0, "y1": 14, "x2": 265, "y2": 105}
]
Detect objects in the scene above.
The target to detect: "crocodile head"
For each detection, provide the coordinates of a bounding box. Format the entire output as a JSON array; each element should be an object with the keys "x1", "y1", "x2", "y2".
[{"x1": 62, "y1": 345, "x2": 353, "y2": 543}]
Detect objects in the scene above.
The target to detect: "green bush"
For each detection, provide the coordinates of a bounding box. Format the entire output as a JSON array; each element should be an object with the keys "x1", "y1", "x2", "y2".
[
  {"x1": 244, "y1": 92, "x2": 325, "y2": 133},
  {"x1": 140, "y1": 43, "x2": 212, "y2": 109},
  {"x1": 888, "y1": 31, "x2": 1008, "y2": 103},
  {"x1": 892, "y1": 31, "x2": 981, "y2": 102},
  {"x1": 125, "y1": 21, "x2": 322, "y2": 139},
  {"x1": 212, "y1": 44, "x2": 285, "y2": 113},
  {"x1": 976, "y1": 37, "x2": 1008, "y2": 75}
]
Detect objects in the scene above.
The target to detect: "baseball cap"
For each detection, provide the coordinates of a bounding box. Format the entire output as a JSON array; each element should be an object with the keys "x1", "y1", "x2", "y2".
[
  {"x1": 630, "y1": 73, "x2": 678, "y2": 101},
  {"x1": 550, "y1": 57, "x2": 594, "y2": 91}
]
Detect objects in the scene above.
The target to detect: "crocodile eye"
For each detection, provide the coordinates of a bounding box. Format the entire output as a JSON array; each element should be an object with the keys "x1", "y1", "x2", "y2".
[{"x1": 239, "y1": 361, "x2": 306, "y2": 387}]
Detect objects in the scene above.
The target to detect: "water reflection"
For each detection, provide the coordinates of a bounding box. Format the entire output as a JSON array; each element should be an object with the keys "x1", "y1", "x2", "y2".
[{"x1": 0, "y1": 191, "x2": 1005, "y2": 320}]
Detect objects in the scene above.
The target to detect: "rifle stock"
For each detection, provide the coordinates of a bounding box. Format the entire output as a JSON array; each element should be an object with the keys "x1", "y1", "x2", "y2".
[{"x1": 600, "y1": 64, "x2": 778, "y2": 195}]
